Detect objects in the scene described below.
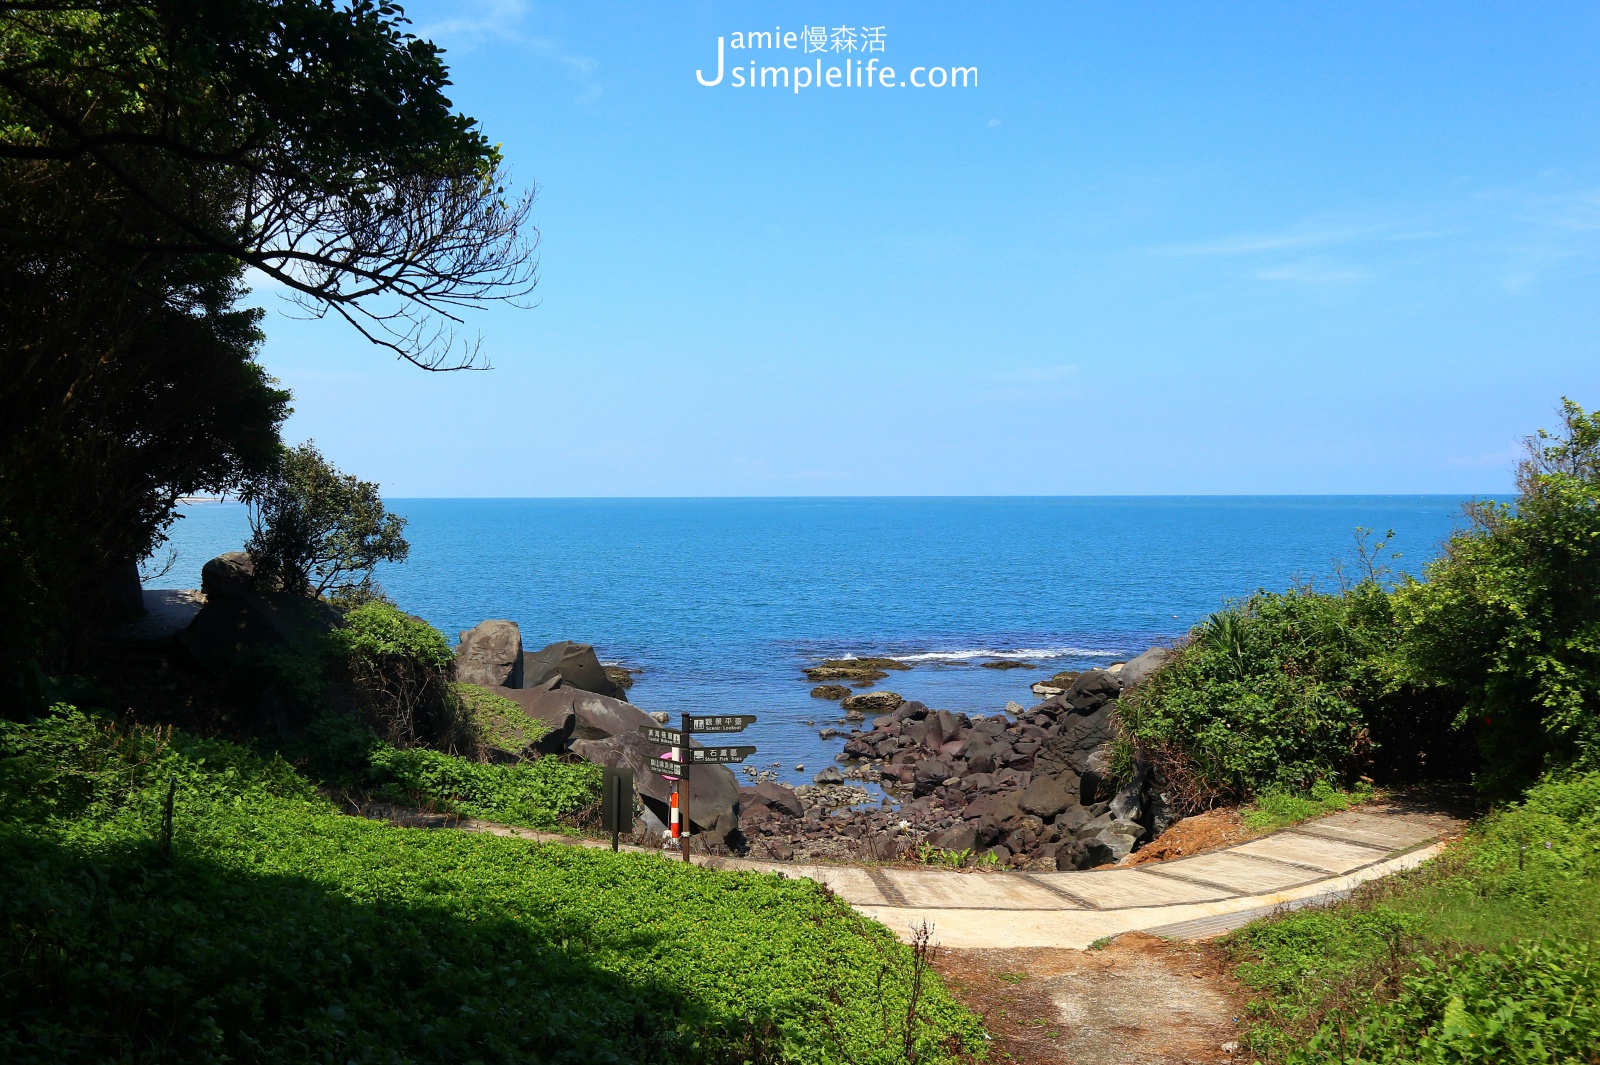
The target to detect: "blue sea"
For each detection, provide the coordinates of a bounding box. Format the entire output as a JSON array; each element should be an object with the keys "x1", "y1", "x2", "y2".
[{"x1": 153, "y1": 496, "x2": 1470, "y2": 788}]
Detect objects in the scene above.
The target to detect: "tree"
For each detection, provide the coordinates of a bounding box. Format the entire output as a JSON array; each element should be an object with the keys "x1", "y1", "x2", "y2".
[
  {"x1": 1397, "y1": 399, "x2": 1600, "y2": 796},
  {"x1": 0, "y1": 0, "x2": 534, "y2": 689},
  {"x1": 0, "y1": 0, "x2": 537, "y2": 369},
  {"x1": 242, "y1": 442, "x2": 409, "y2": 599}
]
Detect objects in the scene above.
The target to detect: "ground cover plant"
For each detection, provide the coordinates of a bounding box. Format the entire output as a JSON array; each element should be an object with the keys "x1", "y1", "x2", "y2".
[
  {"x1": 1224, "y1": 771, "x2": 1600, "y2": 1064},
  {"x1": 0, "y1": 706, "x2": 985, "y2": 1064}
]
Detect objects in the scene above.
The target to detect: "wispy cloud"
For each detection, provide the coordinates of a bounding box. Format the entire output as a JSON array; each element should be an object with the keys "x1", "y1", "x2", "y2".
[
  {"x1": 1163, "y1": 224, "x2": 1387, "y2": 257},
  {"x1": 1254, "y1": 258, "x2": 1373, "y2": 285},
  {"x1": 414, "y1": 1, "x2": 601, "y2": 102}
]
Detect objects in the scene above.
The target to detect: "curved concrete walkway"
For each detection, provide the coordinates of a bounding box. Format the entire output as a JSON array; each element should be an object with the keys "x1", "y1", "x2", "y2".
[{"x1": 437, "y1": 802, "x2": 1463, "y2": 949}]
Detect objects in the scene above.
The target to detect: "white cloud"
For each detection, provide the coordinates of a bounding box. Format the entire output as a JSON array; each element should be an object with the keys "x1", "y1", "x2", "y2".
[
  {"x1": 1254, "y1": 258, "x2": 1372, "y2": 285},
  {"x1": 414, "y1": 1, "x2": 601, "y2": 102}
]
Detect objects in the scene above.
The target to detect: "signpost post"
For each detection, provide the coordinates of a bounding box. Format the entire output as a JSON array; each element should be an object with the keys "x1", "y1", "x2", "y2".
[
  {"x1": 600, "y1": 765, "x2": 633, "y2": 853},
  {"x1": 639, "y1": 713, "x2": 758, "y2": 863}
]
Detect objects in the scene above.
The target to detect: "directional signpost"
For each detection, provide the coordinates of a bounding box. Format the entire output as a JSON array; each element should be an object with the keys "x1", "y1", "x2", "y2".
[{"x1": 639, "y1": 712, "x2": 758, "y2": 862}]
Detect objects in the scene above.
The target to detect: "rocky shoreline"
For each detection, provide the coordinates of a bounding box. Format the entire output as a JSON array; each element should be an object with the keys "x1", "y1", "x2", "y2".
[
  {"x1": 172, "y1": 554, "x2": 1185, "y2": 870},
  {"x1": 446, "y1": 612, "x2": 1183, "y2": 869},
  {"x1": 737, "y1": 647, "x2": 1179, "y2": 869}
]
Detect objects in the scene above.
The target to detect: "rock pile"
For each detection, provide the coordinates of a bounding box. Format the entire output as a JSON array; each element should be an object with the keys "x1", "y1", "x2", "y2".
[{"x1": 740, "y1": 646, "x2": 1181, "y2": 869}]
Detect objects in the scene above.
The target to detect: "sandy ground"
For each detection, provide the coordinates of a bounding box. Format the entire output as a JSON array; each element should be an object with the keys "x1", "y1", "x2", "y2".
[{"x1": 933, "y1": 934, "x2": 1244, "y2": 1065}]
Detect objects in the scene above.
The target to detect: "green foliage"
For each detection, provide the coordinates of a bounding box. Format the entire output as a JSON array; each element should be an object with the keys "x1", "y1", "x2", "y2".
[
  {"x1": 244, "y1": 442, "x2": 410, "y2": 598},
  {"x1": 1243, "y1": 780, "x2": 1375, "y2": 831},
  {"x1": 0, "y1": 708, "x2": 983, "y2": 1063},
  {"x1": 368, "y1": 745, "x2": 599, "y2": 831},
  {"x1": 1397, "y1": 399, "x2": 1600, "y2": 797},
  {"x1": 327, "y1": 600, "x2": 462, "y2": 750},
  {"x1": 1117, "y1": 583, "x2": 1402, "y2": 806},
  {"x1": 1227, "y1": 771, "x2": 1600, "y2": 1064},
  {"x1": 457, "y1": 682, "x2": 551, "y2": 756}
]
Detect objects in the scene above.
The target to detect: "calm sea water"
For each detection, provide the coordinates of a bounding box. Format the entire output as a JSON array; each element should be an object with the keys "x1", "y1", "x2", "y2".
[{"x1": 154, "y1": 496, "x2": 1469, "y2": 787}]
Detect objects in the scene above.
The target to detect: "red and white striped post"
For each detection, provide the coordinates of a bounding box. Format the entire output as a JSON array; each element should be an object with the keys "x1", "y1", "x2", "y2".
[{"x1": 669, "y1": 786, "x2": 680, "y2": 840}]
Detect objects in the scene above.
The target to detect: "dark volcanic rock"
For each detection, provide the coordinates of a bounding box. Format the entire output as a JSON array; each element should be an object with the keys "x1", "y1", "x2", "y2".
[
  {"x1": 523, "y1": 640, "x2": 620, "y2": 697},
  {"x1": 929, "y1": 823, "x2": 978, "y2": 852},
  {"x1": 1065, "y1": 669, "x2": 1123, "y2": 711},
  {"x1": 751, "y1": 780, "x2": 804, "y2": 818},
  {"x1": 1034, "y1": 705, "x2": 1117, "y2": 778},
  {"x1": 1018, "y1": 772, "x2": 1076, "y2": 818},
  {"x1": 811, "y1": 684, "x2": 852, "y2": 700}
]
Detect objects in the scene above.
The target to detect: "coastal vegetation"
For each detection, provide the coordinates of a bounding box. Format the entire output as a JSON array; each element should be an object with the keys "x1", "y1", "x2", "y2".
[
  {"x1": 1225, "y1": 770, "x2": 1600, "y2": 1063},
  {"x1": 1117, "y1": 399, "x2": 1600, "y2": 811},
  {"x1": 0, "y1": 707, "x2": 983, "y2": 1063}
]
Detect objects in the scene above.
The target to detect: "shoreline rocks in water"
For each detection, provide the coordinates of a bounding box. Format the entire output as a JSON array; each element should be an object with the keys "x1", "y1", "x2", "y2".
[
  {"x1": 810, "y1": 683, "x2": 852, "y2": 700},
  {"x1": 740, "y1": 647, "x2": 1182, "y2": 869}
]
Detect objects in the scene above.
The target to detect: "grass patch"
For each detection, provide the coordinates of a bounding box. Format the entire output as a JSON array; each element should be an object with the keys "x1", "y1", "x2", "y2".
[
  {"x1": 1242, "y1": 779, "x2": 1374, "y2": 831},
  {"x1": 1224, "y1": 772, "x2": 1600, "y2": 1063},
  {"x1": 0, "y1": 707, "x2": 986, "y2": 1063},
  {"x1": 297, "y1": 709, "x2": 599, "y2": 833}
]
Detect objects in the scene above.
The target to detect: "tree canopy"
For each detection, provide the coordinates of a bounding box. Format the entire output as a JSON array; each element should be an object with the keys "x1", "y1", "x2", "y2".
[{"x1": 0, "y1": 0, "x2": 536, "y2": 694}]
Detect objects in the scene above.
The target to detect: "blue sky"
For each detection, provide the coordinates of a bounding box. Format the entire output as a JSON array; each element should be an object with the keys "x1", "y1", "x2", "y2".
[{"x1": 254, "y1": 1, "x2": 1600, "y2": 496}]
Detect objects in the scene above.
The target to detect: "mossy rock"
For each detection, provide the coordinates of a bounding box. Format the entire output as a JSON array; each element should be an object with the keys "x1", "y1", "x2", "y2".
[
  {"x1": 980, "y1": 660, "x2": 1035, "y2": 670},
  {"x1": 455, "y1": 682, "x2": 550, "y2": 757},
  {"x1": 603, "y1": 665, "x2": 637, "y2": 691},
  {"x1": 818, "y1": 657, "x2": 911, "y2": 671},
  {"x1": 1042, "y1": 670, "x2": 1081, "y2": 688},
  {"x1": 810, "y1": 684, "x2": 852, "y2": 700},
  {"x1": 803, "y1": 666, "x2": 889, "y2": 683}
]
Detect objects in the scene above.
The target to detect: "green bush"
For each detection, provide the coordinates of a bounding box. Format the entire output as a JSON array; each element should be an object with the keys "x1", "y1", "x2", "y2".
[
  {"x1": 328, "y1": 600, "x2": 464, "y2": 750},
  {"x1": 1116, "y1": 584, "x2": 1402, "y2": 806},
  {"x1": 1397, "y1": 400, "x2": 1600, "y2": 798},
  {"x1": 0, "y1": 707, "x2": 984, "y2": 1063},
  {"x1": 368, "y1": 745, "x2": 600, "y2": 831}
]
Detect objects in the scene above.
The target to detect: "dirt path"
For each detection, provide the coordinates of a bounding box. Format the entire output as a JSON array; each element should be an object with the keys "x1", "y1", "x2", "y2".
[{"x1": 933, "y1": 935, "x2": 1244, "y2": 1065}]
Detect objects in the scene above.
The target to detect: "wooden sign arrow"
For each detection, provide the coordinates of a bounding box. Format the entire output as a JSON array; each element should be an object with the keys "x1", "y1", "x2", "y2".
[
  {"x1": 639, "y1": 725, "x2": 685, "y2": 745},
  {"x1": 686, "y1": 745, "x2": 758, "y2": 765},
  {"x1": 686, "y1": 714, "x2": 758, "y2": 734},
  {"x1": 646, "y1": 756, "x2": 684, "y2": 779}
]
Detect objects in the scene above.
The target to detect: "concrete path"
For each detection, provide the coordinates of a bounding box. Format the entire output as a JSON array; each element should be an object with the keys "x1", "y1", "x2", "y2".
[{"x1": 444, "y1": 802, "x2": 1463, "y2": 949}]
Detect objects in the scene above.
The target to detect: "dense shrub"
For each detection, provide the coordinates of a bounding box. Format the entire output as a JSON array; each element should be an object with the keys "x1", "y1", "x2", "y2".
[
  {"x1": 1116, "y1": 584, "x2": 1404, "y2": 806},
  {"x1": 1397, "y1": 400, "x2": 1600, "y2": 798},
  {"x1": 328, "y1": 600, "x2": 465, "y2": 750},
  {"x1": 368, "y1": 745, "x2": 601, "y2": 830},
  {"x1": 0, "y1": 707, "x2": 983, "y2": 1063}
]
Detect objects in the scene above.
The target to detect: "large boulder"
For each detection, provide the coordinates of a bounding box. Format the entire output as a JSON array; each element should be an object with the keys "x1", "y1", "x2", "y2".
[
  {"x1": 523, "y1": 640, "x2": 620, "y2": 697},
  {"x1": 1018, "y1": 771, "x2": 1077, "y2": 819},
  {"x1": 1065, "y1": 669, "x2": 1123, "y2": 712},
  {"x1": 569, "y1": 726, "x2": 740, "y2": 845},
  {"x1": 456, "y1": 620, "x2": 524, "y2": 688},
  {"x1": 176, "y1": 555, "x2": 341, "y2": 678},
  {"x1": 201, "y1": 551, "x2": 257, "y2": 597},
  {"x1": 1075, "y1": 818, "x2": 1145, "y2": 867},
  {"x1": 1119, "y1": 645, "x2": 1175, "y2": 688},
  {"x1": 537, "y1": 682, "x2": 738, "y2": 845},
  {"x1": 484, "y1": 682, "x2": 577, "y2": 755}
]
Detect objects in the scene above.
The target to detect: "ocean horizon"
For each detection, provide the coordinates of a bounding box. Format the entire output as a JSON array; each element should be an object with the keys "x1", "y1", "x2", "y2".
[{"x1": 153, "y1": 495, "x2": 1477, "y2": 788}]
